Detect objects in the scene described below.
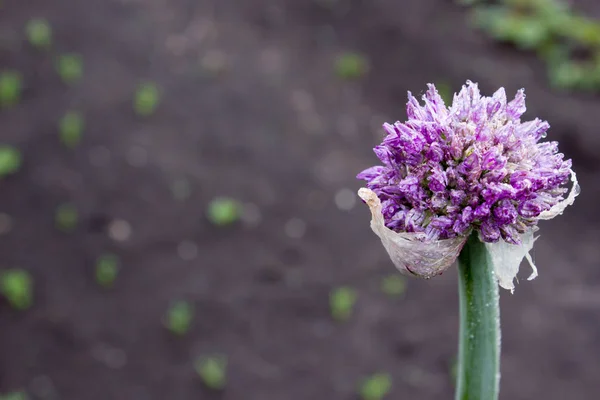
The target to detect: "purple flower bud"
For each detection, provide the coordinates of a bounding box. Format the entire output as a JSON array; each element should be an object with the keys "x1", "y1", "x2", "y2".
[{"x1": 357, "y1": 81, "x2": 574, "y2": 243}]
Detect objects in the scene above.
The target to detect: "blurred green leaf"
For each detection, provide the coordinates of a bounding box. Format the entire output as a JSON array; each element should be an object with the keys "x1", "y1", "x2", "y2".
[
  {"x1": 329, "y1": 286, "x2": 357, "y2": 322},
  {"x1": 0, "y1": 146, "x2": 21, "y2": 177},
  {"x1": 55, "y1": 204, "x2": 78, "y2": 232},
  {"x1": 59, "y1": 111, "x2": 84, "y2": 148},
  {"x1": 195, "y1": 355, "x2": 227, "y2": 390},
  {"x1": 0, "y1": 269, "x2": 33, "y2": 310},
  {"x1": 134, "y1": 82, "x2": 160, "y2": 116},
  {"x1": 335, "y1": 52, "x2": 369, "y2": 80},
  {"x1": 381, "y1": 275, "x2": 406, "y2": 297},
  {"x1": 0, "y1": 71, "x2": 22, "y2": 107},
  {"x1": 165, "y1": 300, "x2": 193, "y2": 336},
  {"x1": 0, "y1": 391, "x2": 27, "y2": 400},
  {"x1": 360, "y1": 373, "x2": 392, "y2": 400},
  {"x1": 25, "y1": 18, "x2": 52, "y2": 49},
  {"x1": 56, "y1": 54, "x2": 84, "y2": 84},
  {"x1": 207, "y1": 197, "x2": 240, "y2": 226},
  {"x1": 95, "y1": 254, "x2": 119, "y2": 288}
]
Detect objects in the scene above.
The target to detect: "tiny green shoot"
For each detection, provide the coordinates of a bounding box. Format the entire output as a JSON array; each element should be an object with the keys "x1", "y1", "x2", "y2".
[
  {"x1": 59, "y1": 111, "x2": 84, "y2": 148},
  {"x1": 360, "y1": 372, "x2": 392, "y2": 400},
  {"x1": 134, "y1": 82, "x2": 160, "y2": 116},
  {"x1": 0, "y1": 269, "x2": 33, "y2": 310},
  {"x1": 95, "y1": 254, "x2": 119, "y2": 288},
  {"x1": 380, "y1": 275, "x2": 406, "y2": 297},
  {"x1": 0, "y1": 71, "x2": 22, "y2": 107},
  {"x1": 0, "y1": 146, "x2": 21, "y2": 177},
  {"x1": 0, "y1": 391, "x2": 27, "y2": 400},
  {"x1": 195, "y1": 355, "x2": 227, "y2": 390},
  {"x1": 56, "y1": 54, "x2": 83, "y2": 84},
  {"x1": 329, "y1": 286, "x2": 357, "y2": 322},
  {"x1": 335, "y1": 52, "x2": 369, "y2": 80},
  {"x1": 207, "y1": 197, "x2": 239, "y2": 226},
  {"x1": 55, "y1": 204, "x2": 78, "y2": 232},
  {"x1": 165, "y1": 300, "x2": 193, "y2": 336},
  {"x1": 25, "y1": 18, "x2": 52, "y2": 49}
]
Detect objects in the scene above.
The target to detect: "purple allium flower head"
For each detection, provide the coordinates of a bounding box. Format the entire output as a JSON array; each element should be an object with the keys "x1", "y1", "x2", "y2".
[{"x1": 357, "y1": 81, "x2": 574, "y2": 245}]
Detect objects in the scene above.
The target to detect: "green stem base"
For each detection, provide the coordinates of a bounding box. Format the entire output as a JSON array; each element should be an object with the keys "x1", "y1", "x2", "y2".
[{"x1": 456, "y1": 233, "x2": 500, "y2": 400}]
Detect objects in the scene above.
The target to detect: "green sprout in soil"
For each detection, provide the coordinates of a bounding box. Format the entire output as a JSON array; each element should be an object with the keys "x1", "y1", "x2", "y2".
[
  {"x1": 165, "y1": 301, "x2": 194, "y2": 336},
  {"x1": 380, "y1": 275, "x2": 406, "y2": 297},
  {"x1": 0, "y1": 146, "x2": 21, "y2": 177},
  {"x1": 59, "y1": 111, "x2": 84, "y2": 148},
  {"x1": 165, "y1": 300, "x2": 193, "y2": 336},
  {"x1": 335, "y1": 52, "x2": 369, "y2": 80},
  {"x1": 329, "y1": 286, "x2": 357, "y2": 322},
  {"x1": 0, "y1": 391, "x2": 27, "y2": 400},
  {"x1": 55, "y1": 204, "x2": 78, "y2": 232},
  {"x1": 56, "y1": 54, "x2": 84, "y2": 85},
  {"x1": 25, "y1": 18, "x2": 52, "y2": 49},
  {"x1": 468, "y1": 0, "x2": 600, "y2": 91},
  {"x1": 0, "y1": 269, "x2": 33, "y2": 310},
  {"x1": 195, "y1": 355, "x2": 227, "y2": 390},
  {"x1": 0, "y1": 71, "x2": 22, "y2": 108},
  {"x1": 207, "y1": 197, "x2": 240, "y2": 226},
  {"x1": 360, "y1": 372, "x2": 392, "y2": 400},
  {"x1": 95, "y1": 254, "x2": 119, "y2": 288},
  {"x1": 134, "y1": 82, "x2": 160, "y2": 116}
]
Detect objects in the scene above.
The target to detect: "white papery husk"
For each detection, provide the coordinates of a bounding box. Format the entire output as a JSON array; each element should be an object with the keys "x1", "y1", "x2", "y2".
[
  {"x1": 359, "y1": 170, "x2": 579, "y2": 290},
  {"x1": 487, "y1": 169, "x2": 580, "y2": 292},
  {"x1": 358, "y1": 188, "x2": 467, "y2": 279}
]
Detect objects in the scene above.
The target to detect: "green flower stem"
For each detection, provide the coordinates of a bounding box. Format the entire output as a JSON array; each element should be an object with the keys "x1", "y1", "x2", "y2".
[{"x1": 456, "y1": 233, "x2": 500, "y2": 400}]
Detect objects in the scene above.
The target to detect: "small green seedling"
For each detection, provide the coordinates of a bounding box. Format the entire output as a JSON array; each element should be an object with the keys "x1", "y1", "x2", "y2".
[
  {"x1": 59, "y1": 111, "x2": 84, "y2": 148},
  {"x1": 134, "y1": 82, "x2": 160, "y2": 116},
  {"x1": 329, "y1": 286, "x2": 357, "y2": 322},
  {"x1": 0, "y1": 146, "x2": 21, "y2": 177},
  {"x1": 0, "y1": 269, "x2": 33, "y2": 310},
  {"x1": 165, "y1": 300, "x2": 193, "y2": 336},
  {"x1": 56, "y1": 54, "x2": 83, "y2": 84},
  {"x1": 335, "y1": 52, "x2": 368, "y2": 80},
  {"x1": 207, "y1": 197, "x2": 239, "y2": 226},
  {"x1": 95, "y1": 254, "x2": 119, "y2": 288},
  {"x1": 0, "y1": 391, "x2": 27, "y2": 400},
  {"x1": 55, "y1": 204, "x2": 78, "y2": 232},
  {"x1": 380, "y1": 275, "x2": 406, "y2": 297},
  {"x1": 195, "y1": 355, "x2": 227, "y2": 390},
  {"x1": 25, "y1": 18, "x2": 52, "y2": 49},
  {"x1": 0, "y1": 71, "x2": 22, "y2": 107},
  {"x1": 360, "y1": 372, "x2": 392, "y2": 400}
]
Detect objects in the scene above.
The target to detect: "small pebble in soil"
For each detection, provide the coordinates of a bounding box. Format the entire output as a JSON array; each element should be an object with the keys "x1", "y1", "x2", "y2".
[
  {"x1": 177, "y1": 240, "x2": 198, "y2": 261},
  {"x1": 334, "y1": 188, "x2": 356, "y2": 211},
  {"x1": 29, "y1": 375, "x2": 57, "y2": 398},
  {"x1": 284, "y1": 217, "x2": 306, "y2": 239},
  {"x1": 88, "y1": 146, "x2": 111, "y2": 167},
  {"x1": 91, "y1": 343, "x2": 127, "y2": 369},
  {"x1": 108, "y1": 219, "x2": 132, "y2": 242},
  {"x1": 126, "y1": 146, "x2": 148, "y2": 167},
  {"x1": 0, "y1": 213, "x2": 13, "y2": 235},
  {"x1": 240, "y1": 202, "x2": 262, "y2": 226}
]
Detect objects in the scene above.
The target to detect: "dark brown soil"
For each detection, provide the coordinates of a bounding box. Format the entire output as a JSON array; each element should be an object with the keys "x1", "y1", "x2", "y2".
[{"x1": 1, "y1": 1, "x2": 599, "y2": 399}]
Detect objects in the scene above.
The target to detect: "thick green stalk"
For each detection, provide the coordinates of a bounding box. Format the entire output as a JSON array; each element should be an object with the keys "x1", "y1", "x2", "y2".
[{"x1": 456, "y1": 233, "x2": 500, "y2": 400}]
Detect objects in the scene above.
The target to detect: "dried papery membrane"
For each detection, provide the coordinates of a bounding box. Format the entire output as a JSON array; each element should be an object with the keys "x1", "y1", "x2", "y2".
[
  {"x1": 486, "y1": 229, "x2": 538, "y2": 293},
  {"x1": 539, "y1": 169, "x2": 580, "y2": 220},
  {"x1": 358, "y1": 188, "x2": 467, "y2": 279}
]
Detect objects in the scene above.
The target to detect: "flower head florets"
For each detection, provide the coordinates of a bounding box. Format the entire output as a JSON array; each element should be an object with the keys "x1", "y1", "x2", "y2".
[{"x1": 357, "y1": 81, "x2": 573, "y2": 245}]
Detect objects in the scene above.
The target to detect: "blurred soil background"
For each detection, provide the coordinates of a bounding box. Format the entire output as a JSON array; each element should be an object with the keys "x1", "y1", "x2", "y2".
[{"x1": 0, "y1": 0, "x2": 599, "y2": 399}]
